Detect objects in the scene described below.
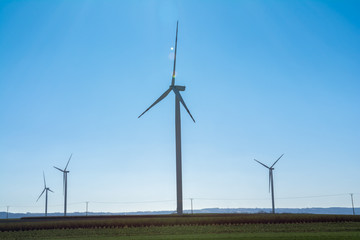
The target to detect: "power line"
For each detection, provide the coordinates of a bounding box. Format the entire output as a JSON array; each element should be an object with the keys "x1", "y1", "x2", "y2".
[
  {"x1": 2, "y1": 193, "x2": 359, "y2": 210},
  {"x1": 191, "y1": 193, "x2": 360, "y2": 201},
  {"x1": 91, "y1": 200, "x2": 175, "y2": 205},
  {"x1": 276, "y1": 193, "x2": 351, "y2": 200}
]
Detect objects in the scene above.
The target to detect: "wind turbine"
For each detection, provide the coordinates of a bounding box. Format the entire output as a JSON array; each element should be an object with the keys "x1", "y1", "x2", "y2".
[
  {"x1": 36, "y1": 172, "x2": 54, "y2": 217},
  {"x1": 138, "y1": 21, "x2": 195, "y2": 215},
  {"x1": 254, "y1": 154, "x2": 284, "y2": 214},
  {"x1": 54, "y1": 153, "x2": 72, "y2": 216}
]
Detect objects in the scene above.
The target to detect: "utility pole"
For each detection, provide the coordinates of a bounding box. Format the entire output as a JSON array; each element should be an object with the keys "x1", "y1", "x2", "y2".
[
  {"x1": 190, "y1": 198, "x2": 194, "y2": 214},
  {"x1": 350, "y1": 193, "x2": 355, "y2": 215},
  {"x1": 6, "y1": 206, "x2": 9, "y2": 219},
  {"x1": 86, "y1": 201, "x2": 89, "y2": 216}
]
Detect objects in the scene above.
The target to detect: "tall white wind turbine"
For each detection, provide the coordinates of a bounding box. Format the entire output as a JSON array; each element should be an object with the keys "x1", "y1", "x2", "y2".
[
  {"x1": 254, "y1": 154, "x2": 284, "y2": 214},
  {"x1": 54, "y1": 153, "x2": 72, "y2": 216},
  {"x1": 36, "y1": 172, "x2": 54, "y2": 217},
  {"x1": 138, "y1": 21, "x2": 195, "y2": 215}
]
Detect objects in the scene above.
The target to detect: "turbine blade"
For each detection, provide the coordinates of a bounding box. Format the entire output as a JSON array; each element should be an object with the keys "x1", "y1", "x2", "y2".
[
  {"x1": 138, "y1": 88, "x2": 172, "y2": 118},
  {"x1": 48, "y1": 188, "x2": 54, "y2": 193},
  {"x1": 171, "y1": 21, "x2": 179, "y2": 86},
  {"x1": 37, "y1": 188, "x2": 46, "y2": 202},
  {"x1": 172, "y1": 88, "x2": 195, "y2": 123},
  {"x1": 43, "y1": 171, "x2": 46, "y2": 188},
  {"x1": 271, "y1": 154, "x2": 284, "y2": 168},
  {"x1": 65, "y1": 153, "x2": 72, "y2": 171},
  {"x1": 254, "y1": 159, "x2": 270, "y2": 169},
  {"x1": 54, "y1": 166, "x2": 64, "y2": 172}
]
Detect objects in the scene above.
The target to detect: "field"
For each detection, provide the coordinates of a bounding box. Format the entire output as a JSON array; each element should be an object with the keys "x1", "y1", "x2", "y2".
[{"x1": 1, "y1": 214, "x2": 360, "y2": 239}]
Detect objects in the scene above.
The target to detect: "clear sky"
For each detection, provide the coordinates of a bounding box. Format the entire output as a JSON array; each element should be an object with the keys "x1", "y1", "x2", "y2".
[{"x1": 0, "y1": 0, "x2": 359, "y2": 214}]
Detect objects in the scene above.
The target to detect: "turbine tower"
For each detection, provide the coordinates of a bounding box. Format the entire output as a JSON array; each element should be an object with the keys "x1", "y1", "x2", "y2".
[
  {"x1": 36, "y1": 172, "x2": 54, "y2": 217},
  {"x1": 254, "y1": 154, "x2": 284, "y2": 214},
  {"x1": 54, "y1": 153, "x2": 72, "y2": 216},
  {"x1": 138, "y1": 21, "x2": 195, "y2": 215}
]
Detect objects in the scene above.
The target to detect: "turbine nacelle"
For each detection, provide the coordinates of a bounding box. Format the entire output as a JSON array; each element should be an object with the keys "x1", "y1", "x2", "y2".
[{"x1": 173, "y1": 85, "x2": 185, "y2": 91}]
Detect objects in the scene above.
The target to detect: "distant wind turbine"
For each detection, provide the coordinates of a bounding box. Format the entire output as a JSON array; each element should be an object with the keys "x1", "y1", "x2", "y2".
[
  {"x1": 254, "y1": 154, "x2": 284, "y2": 214},
  {"x1": 138, "y1": 21, "x2": 195, "y2": 215},
  {"x1": 54, "y1": 153, "x2": 72, "y2": 216},
  {"x1": 36, "y1": 172, "x2": 54, "y2": 217}
]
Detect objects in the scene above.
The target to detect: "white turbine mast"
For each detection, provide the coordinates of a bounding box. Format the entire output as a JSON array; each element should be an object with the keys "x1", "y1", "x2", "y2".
[
  {"x1": 138, "y1": 21, "x2": 195, "y2": 215},
  {"x1": 54, "y1": 153, "x2": 72, "y2": 216},
  {"x1": 254, "y1": 154, "x2": 284, "y2": 214},
  {"x1": 36, "y1": 171, "x2": 54, "y2": 217}
]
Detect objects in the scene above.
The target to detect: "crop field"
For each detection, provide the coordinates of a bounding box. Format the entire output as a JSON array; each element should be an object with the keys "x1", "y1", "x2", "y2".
[{"x1": 1, "y1": 214, "x2": 360, "y2": 239}]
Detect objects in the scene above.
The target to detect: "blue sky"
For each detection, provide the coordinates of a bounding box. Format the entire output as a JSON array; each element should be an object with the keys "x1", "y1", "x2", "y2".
[{"x1": 0, "y1": 0, "x2": 359, "y2": 213}]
